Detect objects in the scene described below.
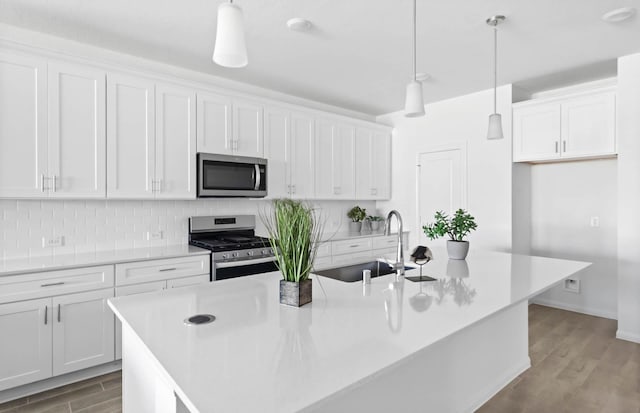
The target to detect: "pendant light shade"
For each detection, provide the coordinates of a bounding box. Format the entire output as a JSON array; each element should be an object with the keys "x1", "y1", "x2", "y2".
[
  {"x1": 404, "y1": 0, "x2": 425, "y2": 117},
  {"x1": 486, "y1": 15, "x2": 505, "y2": 140},
  {"x1": 405, "y1": 81, "x2": 425, "y2": 117},
  {"x1": 213, "y1": 2, "x2": 248, "y2": 68}
]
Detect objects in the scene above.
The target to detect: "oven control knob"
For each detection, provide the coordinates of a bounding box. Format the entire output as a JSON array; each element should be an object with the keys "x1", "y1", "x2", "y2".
[
  {"x1": 232, "y1": 252, "x2": 240, "y2": 258},
  {"x1": 222, "y1": 254, "x2": 229, "y2": 260},
  {"x1": 247, "y1": 251, "x2": 254, "y2": 257},
  {"x1": 261, "y1": 249, "x2": 268, "y2": 255}
]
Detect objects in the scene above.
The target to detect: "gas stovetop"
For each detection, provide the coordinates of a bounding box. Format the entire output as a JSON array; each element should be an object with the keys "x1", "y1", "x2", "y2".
[{"x1": 190, "y1": 236, "x2": 271, "y2": 253}]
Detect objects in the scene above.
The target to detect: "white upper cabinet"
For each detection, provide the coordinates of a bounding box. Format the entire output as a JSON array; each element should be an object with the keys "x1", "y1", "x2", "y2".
[
  {"x1": 0, "y1": 298, "x2": 52, "y2": 391},
  {"x1": 107, "y1": 73, "x2": 156, "y2": 198},
  {"x1": 196, "y1": 92, "x2": 233, "y2": 154},
  {"x1": 48, "y1": 62, "x2": 106, "y2": 198},
  {"x1": 355, "y1": 127, "x2": 391, "y2": 200},
  {"x1": 233, "y1": 98, "x2": 264, "y2": 158},
  {"x1": 155, "y1": 84, "x2": 197, "y2": 199},
  {"x1": 513, "y1": 88, "x2": 616, "y2": 163},
  {"x1": 315, "y1": 119, "x2": 355, "y2": 199},
  {"x1": 289, "y1": 112, "x2": 315, "y2": 198},
  {"x1": 0, "y1": 52, "x2": 47, "y2": 198},
  {"x1": 264, "y1": 106, "x2": 290, "y2": 199}
]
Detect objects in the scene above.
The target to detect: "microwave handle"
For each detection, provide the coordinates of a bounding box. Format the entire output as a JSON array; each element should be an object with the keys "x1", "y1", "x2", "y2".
[{"x1": 254, "y1": 164, "x2": 261, "y2": 191}]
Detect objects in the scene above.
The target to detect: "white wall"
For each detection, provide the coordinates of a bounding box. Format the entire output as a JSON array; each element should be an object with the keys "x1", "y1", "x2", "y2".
[
  {"x1": 617, "y1": 53, "x2": 640, "y2": 343},
  {"x1": 376, "y1": 86, "x2": 513, "y2": 253},
  {"x1": 0, "y1": 199, "x2": 376, "y2": 260},
  {"x1": 529, "y1": 160, "x2": 618, "y2": 319}
]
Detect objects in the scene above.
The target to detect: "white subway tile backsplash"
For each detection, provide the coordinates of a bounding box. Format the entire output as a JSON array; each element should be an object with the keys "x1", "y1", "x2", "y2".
[{"x1": 0, "y1": 199, "x2": 376, "y2": 259}]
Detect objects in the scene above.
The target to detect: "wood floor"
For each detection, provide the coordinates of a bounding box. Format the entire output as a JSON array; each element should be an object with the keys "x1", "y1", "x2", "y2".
[{"x1": 0, "y1": 304, "x2": 638, "y2": 412}]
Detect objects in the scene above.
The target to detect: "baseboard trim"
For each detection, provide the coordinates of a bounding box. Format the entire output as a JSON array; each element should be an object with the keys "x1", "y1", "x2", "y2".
[
  {"x1": 616, "y1": 330, "x2": 640, "y2": 344},
  {"x1": 531, "y1": 298, "x2": 617, "y2": 320},
  {"x1": 467, "y1": 358, "x2": 531, "y2": 413},
  {"x1": 0, "y1": 361, "x2": 121, "y2": 404}
]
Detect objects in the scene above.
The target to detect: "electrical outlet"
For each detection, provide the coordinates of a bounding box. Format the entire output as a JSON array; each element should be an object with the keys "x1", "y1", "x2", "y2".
[
  {"x1": 590, "y1": 216, "x2": 600, "y2": 228},
  {"x1": 42, "y1": 236, "x2": 64, "y2": 248},
  {"x1": 563, "y1": 278, "x2": 580, "y2": 294},
  {"x1": 147, "y1": 231, "x2": 163, "y2": 241}
]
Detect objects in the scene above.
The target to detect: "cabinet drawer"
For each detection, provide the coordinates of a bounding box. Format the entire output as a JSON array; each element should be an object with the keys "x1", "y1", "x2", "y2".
[
  {"x1": 331, "y1": 238, "x2": 372, "y2": 255},
  {"x1": 312, "y1": 256, "x2": 333, "y2": 271},
  {"x1": 331, "y1": 251, "x2": 373, "y2": 266},
  {"x1": 0, "y1": 265, "x2": 115, "y2": 304},
  {"x1": 167, "y1": 274, "x2": 210, "y2": 289},
  {"x1": 115, "y1": 280, "x2": 166, "y2": 297},
  {"x1": 115, "y1": 255, "x2": 210, "y2": 286},
  {"x1": 372, "y1": 234, "x2": 408, "y2": 250},
  {"x1": 315, "y1": 242, "x2": 332, "y2": 258}
]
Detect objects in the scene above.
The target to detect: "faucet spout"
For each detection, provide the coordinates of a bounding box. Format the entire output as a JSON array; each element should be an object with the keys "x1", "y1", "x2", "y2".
[{"x1": 385, "y1": 210, "x2": 405, "y2": 276}]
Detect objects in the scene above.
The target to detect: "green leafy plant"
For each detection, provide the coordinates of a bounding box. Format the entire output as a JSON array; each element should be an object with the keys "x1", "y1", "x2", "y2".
[
  {"x1": 347, "y1": 206, "x2": 367, "y2": 222},
  {"x1": 367, "y1": 215, "x2": 384, "y2": 222},
  {"x1": 262, "y1": 199, "x2": 323, "y2": 283},
  {"x1": 422, "y1": 209, "x2": 477, "y2": 242}
]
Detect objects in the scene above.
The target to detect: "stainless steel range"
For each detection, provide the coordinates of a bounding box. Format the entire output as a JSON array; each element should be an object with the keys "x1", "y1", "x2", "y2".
[{"x1": 189, "y1": 215, "x2": 277, "y2": 281}]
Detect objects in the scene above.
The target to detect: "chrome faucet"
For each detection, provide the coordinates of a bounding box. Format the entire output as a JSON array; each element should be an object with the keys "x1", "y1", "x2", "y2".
[{"x1": 384, "y1": 210, "x2": 404, "y2": 276}]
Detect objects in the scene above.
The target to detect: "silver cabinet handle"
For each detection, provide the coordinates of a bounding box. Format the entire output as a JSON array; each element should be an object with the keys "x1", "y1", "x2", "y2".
[
  {"x1": 159, "y1": 267, "x2": 177, "y2": 272},
  {"x1": 291, "y1": 185, "x2": 296, "y2": 195},
  {"x1": 57, "y1": 304, "x2": 61, "y2": 322},
  {"x1": 555, "y1": 142, "x2": 559, "y2": 153},
  {"x1": 41, "y1": 282, "x2": 65, "y2": 287},
  {"x1": 563, "y1": 141, "x2": 567, "y2": 152},
  {"x1": 44, "y1": 306, "x2": 48, "y2": 325},
  {"x1": 350, "y1": 244, "x2": 359, "y2": 248},
  {"x1": 41, "y1": 174, "x2": 46, "y2": 192},
  {"x1": 52, "y1": 175, "x2": 57, "y2": 192}
]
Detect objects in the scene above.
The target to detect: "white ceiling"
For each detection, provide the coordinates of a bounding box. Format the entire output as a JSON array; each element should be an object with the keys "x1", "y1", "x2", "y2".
[{"x1": 1, "y1": 0, "x2": 639, "y2": 115}]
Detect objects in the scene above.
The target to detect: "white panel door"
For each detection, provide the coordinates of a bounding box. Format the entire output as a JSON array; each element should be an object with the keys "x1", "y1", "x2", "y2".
[
  {"x1": 314, "y1": 119, "x2": 335, "y2": 199},
  {"x1": 52, "y1": 289, "x2": 115, "y2": 375},
  {"x1": 196, "y1": 92, "x2": 232, "y2": 154},
  {"x1": 264, "y1": 106, "x2": 290, "y2": 198},
  {"x1": 0, "y1": 298, "x2": 52, "y2": 391},
  {"x1": 334, "y1": 123, "x2": 356, "y2": 199},
  {"x1": 355, "y1": 128, "x2": 373, "y2": 199},
  {"x1": 233, "y1": 98, "x2": 263, "y2": 158},
  {"x1": 155, "y1": 84, "x2": 196, "y2": 199},
  {"x1": 0, "y1": 52, "x2": 47, "y2": 198},
  {"x1": 512, "y1": 103, "x2": 561, "y2": 162},
  {"x1": 561, "y1": 91, "x2": 616, "y2": 158},
  {"x1": 290, "y1": 113, "x2": 315, "y2": 198},
  {"x1": 48, "y1": 62, "x2": 106, "y2": 198},
  {"x1": 371, "y1": 131, "x2": 391, "y2": 200},
  {"x1": 417, "y1": 148, "x2": 466, "y2": 243},
  {"x1": 106, "y1": 73, "x2": 155, "y2": 199}
]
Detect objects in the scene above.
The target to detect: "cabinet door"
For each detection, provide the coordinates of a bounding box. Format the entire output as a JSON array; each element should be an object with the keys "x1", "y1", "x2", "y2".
[
  {"x1": 314, "y1": 119, "x2": 335, "y2": 199},
  {"x1": 561, "y1": 91, "x2": 616, "y2": 158},
  {"x1": 263, "y1": 106, "x2": 290, "y2": 198},
  {"x1": 48, "y1": 62, "x2": 106, "y2": 198},
  {"x1": 290, "y1": 113, "x2": 315, "y2": 198},
  {"x1": 512, "y1": 103, "x2": 561, "y2": 162},
  {"x1": 106, "y1": 73, "x2": 155, "y2": 198},
  {"x1": 155, "y1": 84, "x2": 197, "y2": 199},
  {"x1": 371, "y1": 131, "x2": 391, "y2": 200},
  {"x1": 114, "y1": 281, "x2": 166, "y2": 360},
  {"x1": 196, "y1": 92, "x2": 233, "y2": 154},
  {"x1": 52, "y1": 289, "x2": 115, "y2": 375},
  {"x1": 355, "y1": 128, "x2": 373, "y2": 199},
  {"x1": 0, "y1": 52, "x2": 47, "y2": 198},
  {"x1": 0, "y1": 298, "x2": 52, "y2": 391},
  {"x1": 233, "y1": 98, "x2": 263, "y2": 157}
]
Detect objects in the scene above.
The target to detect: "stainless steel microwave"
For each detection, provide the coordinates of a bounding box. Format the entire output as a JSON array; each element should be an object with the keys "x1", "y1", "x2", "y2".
[{"x1": 197, "y1": 153, "x2": 267, "y2": 198}]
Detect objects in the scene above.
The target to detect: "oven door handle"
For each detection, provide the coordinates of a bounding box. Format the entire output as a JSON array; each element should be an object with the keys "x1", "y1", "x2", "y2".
[
  {"x1": 215, "y1": 256, "x2": 276, "y2": 269},
  {"x1": 254, "y1": 164, "x2": 261, "y2": 191}
]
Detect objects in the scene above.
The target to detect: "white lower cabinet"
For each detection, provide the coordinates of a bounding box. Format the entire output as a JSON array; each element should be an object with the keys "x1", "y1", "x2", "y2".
[
  {"x1": 52, "y1": 289, "x2": 115, "y2": 375},
  {"x1": 312, "y1": 233, "x2": 409, "y2": 270},
  {"x1": 0, "y1": 298, "x2": 52, "y2": 391}
]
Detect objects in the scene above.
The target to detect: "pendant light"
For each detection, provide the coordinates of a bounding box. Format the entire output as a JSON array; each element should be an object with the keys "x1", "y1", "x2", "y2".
[
  {"x1": 404, "y1": 0, "x2": 425, "y2": 117},
  {"x1": 486, "y1": 15, "x2": 505, "y2": 140},
  {"x1": 213, "y1": 0, "x2": 248, "y2": 68}
]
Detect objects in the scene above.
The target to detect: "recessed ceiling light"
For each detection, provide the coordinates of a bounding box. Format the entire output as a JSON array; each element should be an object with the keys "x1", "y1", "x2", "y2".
[
  {"x1": 287, "y1": 18, "x2": 313, "y2": 32},
  {"x1": 602, "y1": 7, "x2": 636, "y2": 23},
  {"x1": 416, "y1": 73, "x2": 431, "y2": 82}
]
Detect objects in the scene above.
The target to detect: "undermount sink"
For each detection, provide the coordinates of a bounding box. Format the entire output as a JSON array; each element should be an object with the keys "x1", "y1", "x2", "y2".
[{"x1": 314, "y1": 261, "x2": 413, "y2": 283}]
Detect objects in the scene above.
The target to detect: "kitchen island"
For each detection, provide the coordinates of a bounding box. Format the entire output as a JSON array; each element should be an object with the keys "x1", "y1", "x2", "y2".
[{"x1": 108, "y1": 249, "x2": 590, "y2": 413}]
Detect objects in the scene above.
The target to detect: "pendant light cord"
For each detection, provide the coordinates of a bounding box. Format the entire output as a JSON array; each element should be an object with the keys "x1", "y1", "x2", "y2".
[
  {"x1": 493, "y1": 25, "x2": 497, "y2": 114},
  {"x1": 413, "y1": 0, "x2": 417, "y2": 82}
]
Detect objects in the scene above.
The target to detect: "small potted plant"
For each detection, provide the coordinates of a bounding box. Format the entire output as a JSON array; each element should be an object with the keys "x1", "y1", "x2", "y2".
[
  {"x1": 422, "y1": 209, "x2": 477, "y2": 260},
  {"x1": 347, "y1": 206, "x2": 367, "y2": 233},
  {"x1": 367, "y1": 215, "x2": 384, "y2": 231},
  {"x1": 263, "y1": 199, "x2": 322, "y2": 307}
]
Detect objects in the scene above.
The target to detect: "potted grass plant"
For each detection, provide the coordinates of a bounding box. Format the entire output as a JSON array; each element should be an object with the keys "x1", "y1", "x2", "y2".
[
  {"x1": 347, "y1": 206, "x2": 367, "y2": 232},
  {"x1": 422, "y1": 209, "x2": 477, "y2": 260},
  {"x1": 263, "y1": 199, "x2": 322, "y2": 307}
]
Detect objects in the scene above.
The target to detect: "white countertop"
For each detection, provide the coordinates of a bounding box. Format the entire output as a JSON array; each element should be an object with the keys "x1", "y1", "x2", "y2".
[
  {"x1": 320, "y1": 230, "x2": 408, "y2": 242},
  {"x1": 108, "y1": 248, "x2": 590, "y2": 413},
  {"x1": 0, "y1": 245, "x2": 210, "y2": 276}
]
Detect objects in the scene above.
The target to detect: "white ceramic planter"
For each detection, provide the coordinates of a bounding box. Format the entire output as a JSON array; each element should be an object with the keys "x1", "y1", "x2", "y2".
[
  {"x1": 447, "y1": 240, "x2": 470, "y2": 260},
  {"x1": 348, "y1": 222, "x2": 362, "y2": 233}
]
